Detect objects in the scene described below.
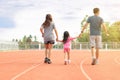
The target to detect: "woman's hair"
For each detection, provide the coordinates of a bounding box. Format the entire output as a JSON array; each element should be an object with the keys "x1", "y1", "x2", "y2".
[
  {"x1": 63, "y1": 31, "x2": 70, "y2": 44},
  {"x1": 43, "y1": 14, "x2": 52, "y2": 27}
]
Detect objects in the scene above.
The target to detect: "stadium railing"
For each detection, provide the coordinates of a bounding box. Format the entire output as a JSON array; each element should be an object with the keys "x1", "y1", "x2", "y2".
[{"x1": 0, "y1": 41, "x2": 120, "y2": 51}]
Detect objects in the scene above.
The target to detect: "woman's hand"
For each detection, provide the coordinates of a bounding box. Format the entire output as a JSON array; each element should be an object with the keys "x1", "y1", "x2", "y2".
[{"x1": 42, "y1": 33, "x2": 44, "y2": 37}]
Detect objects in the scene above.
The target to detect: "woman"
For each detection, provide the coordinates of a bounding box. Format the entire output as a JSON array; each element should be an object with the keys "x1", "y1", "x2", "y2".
[{"x1": 40, "y1": 14, "x2": 58, "y2": 64}]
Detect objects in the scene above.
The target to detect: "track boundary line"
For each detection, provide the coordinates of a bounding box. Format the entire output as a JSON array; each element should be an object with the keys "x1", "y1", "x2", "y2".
[
  {"x1": 11, "y1": 63, "x2": 42, "y2": 80},
  {"x1": 114, "y1": 56, "x2": 120, "y2": 64},
  {"x1": 80, "y1": 58, "x2": 92, "y2": 80}
]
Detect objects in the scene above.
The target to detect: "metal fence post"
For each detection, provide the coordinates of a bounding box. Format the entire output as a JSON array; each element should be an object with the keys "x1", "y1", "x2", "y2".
[
  {"x1": 39, "y1": 44, "x2": 41, "y2": 50},
  {"x1": 105, "y1": 44, "x2": 108, "y2": 50},
  {"x1": 80, "y1": 44, "x2": 82, "y2": 50}
]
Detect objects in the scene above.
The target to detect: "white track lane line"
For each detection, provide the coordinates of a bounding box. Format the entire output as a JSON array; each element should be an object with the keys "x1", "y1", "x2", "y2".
[
  {"x1": 11, "y1": 63, "x2": 41, "y2": 80},
  {"x1": 80, "y1": 58, "x2": 92, "y2": 80},
  {"x1": 114, "y1": 56, "x2": 120, "y2": 64}
]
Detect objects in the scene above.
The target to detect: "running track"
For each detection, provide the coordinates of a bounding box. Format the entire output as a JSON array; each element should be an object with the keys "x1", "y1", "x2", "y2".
[{"x1": 0, "y1": 50, "x2": 120, "y2": 80}]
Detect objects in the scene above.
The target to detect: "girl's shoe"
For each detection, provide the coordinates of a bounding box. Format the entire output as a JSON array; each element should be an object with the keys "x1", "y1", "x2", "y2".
[
  {"x1": 68, "y1": 60, "x2": 71, "y2": 64},
  {"x1": 64, "y1": 61, "x2": 67, "y2": 65}
]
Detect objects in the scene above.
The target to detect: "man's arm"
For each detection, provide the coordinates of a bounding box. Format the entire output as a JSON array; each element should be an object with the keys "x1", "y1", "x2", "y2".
[
  {"x1": 101, "y1": 23, "x2": 109, "y2": 36},
  {"x1": 81, "y1": 22, "x2": 89, "y2": 33}
]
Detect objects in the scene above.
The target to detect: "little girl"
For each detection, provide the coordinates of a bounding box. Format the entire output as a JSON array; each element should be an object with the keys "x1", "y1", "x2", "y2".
[{"x1": 57, "y1": 31, "x2": 81, "y2": 65}]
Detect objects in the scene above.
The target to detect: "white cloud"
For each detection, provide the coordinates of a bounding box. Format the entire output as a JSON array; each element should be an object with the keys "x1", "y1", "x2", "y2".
[{"x1": 0, "y1": 0, "x2": 120, "y2": 41}]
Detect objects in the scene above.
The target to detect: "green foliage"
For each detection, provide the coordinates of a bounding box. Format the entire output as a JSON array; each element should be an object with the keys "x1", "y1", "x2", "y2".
[
  {"x1": 16, "y1": 35, "x2": 39, "y2": 49},
  {"x1": 77, "y1": 33, "x2": 89, "y2": 42}
]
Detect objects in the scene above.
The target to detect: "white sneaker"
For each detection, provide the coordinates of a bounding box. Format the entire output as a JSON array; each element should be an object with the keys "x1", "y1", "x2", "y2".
[
  {"x1": 68, "y1": 60, "x2": 71, "y2": 64},
  {"x1": 95, "y1": 59, "x2": 99, "y2": 64}
]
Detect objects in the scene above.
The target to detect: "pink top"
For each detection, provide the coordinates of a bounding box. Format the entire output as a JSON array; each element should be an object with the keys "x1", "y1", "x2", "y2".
[{"x1": 64, "y1": 37, "x2": 75, "y2": 49}]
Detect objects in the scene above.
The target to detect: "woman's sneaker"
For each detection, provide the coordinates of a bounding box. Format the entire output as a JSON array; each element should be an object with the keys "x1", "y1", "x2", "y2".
[
  {"x1": 47, "y1": 59, "x2": 52, "y2": 64},
  {"x1": 44, "y1": 57, "x2": 48, "y2": 63}
]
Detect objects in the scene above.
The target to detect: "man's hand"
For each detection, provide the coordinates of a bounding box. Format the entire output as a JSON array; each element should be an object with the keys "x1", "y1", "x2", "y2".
[{"x1": 106, "y1": 33, "x2": 109, "y2": 36}]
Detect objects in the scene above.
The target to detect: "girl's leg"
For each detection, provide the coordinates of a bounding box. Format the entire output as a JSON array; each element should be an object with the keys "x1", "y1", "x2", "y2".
[
  {"x1": 67, "y1": 50, "x2": 71, "y2": 64},
  {"x1": 64, "y1": 52, "x2": 67, "y2": 65}
]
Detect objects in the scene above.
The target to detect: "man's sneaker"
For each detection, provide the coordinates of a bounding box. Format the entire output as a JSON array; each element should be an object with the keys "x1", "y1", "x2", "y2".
[
  {"x1": 44, "y1": 57, "x2": 48, "y2": 63},
  {"x1": 47, "y1": 59, "x2": 52, "y2": 64},
  {"x1": 91, "y1": 58, "x2": 96, "y2": 65},
  {"x1": 95, "y1": 59, "x2": 99, "y2": 64}
]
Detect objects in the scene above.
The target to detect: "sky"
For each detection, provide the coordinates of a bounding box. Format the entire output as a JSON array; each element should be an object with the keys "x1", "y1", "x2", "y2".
[{"x1": 0, "y1": 0, "x2": 120, "y2": 42}]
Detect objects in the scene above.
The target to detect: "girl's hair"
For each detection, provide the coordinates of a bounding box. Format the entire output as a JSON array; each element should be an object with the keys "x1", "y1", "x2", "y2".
[
  {"x1": 63, "y1": 31, "x2": 70, "y2": 44},
  {"x1": 43, "y1": 14, "x2": 52, "y2": 27}
]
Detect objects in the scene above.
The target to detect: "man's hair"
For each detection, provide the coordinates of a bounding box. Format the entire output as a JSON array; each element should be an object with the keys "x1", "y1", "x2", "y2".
[{"x1": 93, "y1": 8, "x2": 99, "y2": 14}]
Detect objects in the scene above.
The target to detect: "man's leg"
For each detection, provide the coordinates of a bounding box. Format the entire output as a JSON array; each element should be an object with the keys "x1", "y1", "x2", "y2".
[
  {"x1": 95, "y1": 36, "x2": 102, "y2": 64},
  {"x1": 91, "y1": 47, "x2": 95, "y2": 59},
  {"x1": 96, "y1": 48, "x2": 99, "y2": 60}
]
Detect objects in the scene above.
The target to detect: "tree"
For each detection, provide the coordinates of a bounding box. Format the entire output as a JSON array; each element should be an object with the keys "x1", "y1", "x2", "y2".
[
  {"x1": 12, "y1": 39, "x2": 15, "y2": 42},
  {"x1": 81, "y1": 15, "x2": 89, "y2": 26},
  {"x1": 77, "y1": 33, "x2": 89, "y2": 42},
  {"x1": 23, "y1": 35, "x2": 27, "y2": 44}
]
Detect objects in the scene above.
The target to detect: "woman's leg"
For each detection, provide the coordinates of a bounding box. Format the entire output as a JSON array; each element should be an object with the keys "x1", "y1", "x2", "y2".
[
  {"x1": 48, "y1": 44, "x2": 53, "y2": 59},
  {"x1": 45, "y1": 44, "x2": 48, "y2": 57},
  {"x1": 47, "y1": 44, "x2": 53, "y2": 64},
  {"x1": 44, "y1": 44, "x2": 48, "y2": 63}
]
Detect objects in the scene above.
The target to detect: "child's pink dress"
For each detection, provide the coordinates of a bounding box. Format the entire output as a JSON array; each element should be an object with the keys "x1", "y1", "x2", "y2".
[{"x1": 64, "y1": 37, "x2": 75, "y2": 53}]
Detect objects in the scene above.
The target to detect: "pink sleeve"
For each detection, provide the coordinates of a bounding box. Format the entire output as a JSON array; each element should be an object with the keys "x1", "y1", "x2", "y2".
[{"x1": 69, "y1": 37, "x2": 76, "y2": 41}]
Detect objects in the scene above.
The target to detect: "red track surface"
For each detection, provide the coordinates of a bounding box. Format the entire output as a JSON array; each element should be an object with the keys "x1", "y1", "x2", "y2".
[{"x1": 0, "y1": 50, "x2": 120, "y2": 80}]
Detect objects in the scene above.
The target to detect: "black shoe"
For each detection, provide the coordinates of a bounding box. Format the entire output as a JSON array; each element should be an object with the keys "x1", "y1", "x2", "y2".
[
  {"x1": 44, "y1": 57, "x2": 48, "y2": 63},
  {"x1": 91, "y1": 58, "x2": 96, "y2": 65},
  {"x1": 47, "y1": 59, "x2": 52, "y2": 64}
]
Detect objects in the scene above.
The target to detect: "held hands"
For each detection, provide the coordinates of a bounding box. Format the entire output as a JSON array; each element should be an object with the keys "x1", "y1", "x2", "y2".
[{"x1": 106, "y1": 33, "x2": 109, "y2": 36}]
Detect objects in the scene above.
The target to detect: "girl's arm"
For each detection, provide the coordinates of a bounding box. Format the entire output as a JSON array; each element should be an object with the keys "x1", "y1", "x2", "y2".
[
  {"x1": 70, "y1": 34, "x2": 82, "y2": 40},
  {"x1": 57, "y1": 40, "x2": 63, "y2": 42}
]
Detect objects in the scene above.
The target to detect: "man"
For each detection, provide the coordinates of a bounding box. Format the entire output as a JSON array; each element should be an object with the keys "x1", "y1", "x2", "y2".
[{"x1": 81, "y1": 8, "x2": 109, "y2": 65}]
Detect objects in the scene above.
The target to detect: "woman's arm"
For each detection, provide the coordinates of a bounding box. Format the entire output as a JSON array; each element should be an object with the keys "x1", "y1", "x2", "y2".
[
  {"x1": 40, "y1": 27, "x2": 44, "y2": 37},
  {"x1": 54, "y1": 28, "x2": 58, "y2": 41}
]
